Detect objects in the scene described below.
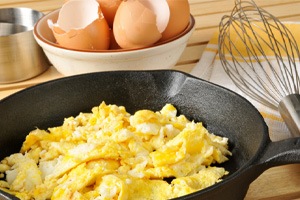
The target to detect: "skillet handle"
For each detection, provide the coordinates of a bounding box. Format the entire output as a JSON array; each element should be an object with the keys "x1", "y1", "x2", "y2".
[{"x1": 256, "y1": 137, "x2": 300, "y2": 167}]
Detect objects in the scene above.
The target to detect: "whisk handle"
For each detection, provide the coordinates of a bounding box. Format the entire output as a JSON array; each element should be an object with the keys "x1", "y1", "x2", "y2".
[{"x1": 278, "y1": 94, "x2": 300, "y2": 137}]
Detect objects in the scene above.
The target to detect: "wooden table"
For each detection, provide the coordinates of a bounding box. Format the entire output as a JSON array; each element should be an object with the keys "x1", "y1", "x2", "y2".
[{"x1": 0, "y1": 0, "x2": 299, "y2": 199}]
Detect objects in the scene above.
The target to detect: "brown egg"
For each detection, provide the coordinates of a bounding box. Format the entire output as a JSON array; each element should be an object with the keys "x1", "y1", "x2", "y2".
[
  {"x1": 109, "y1": 29, "x2": 121, "y2": 50},
  {"x1": 161, "y1": 0, "x2": 190, "y2": 41},
  {"x1": 113, "y1": 0, "x2": 170, "y2": 49},
  {"x1": 49, "y1": 0, "x2": 110, "y2": 50},
  {"x1": 97, "y1": 0, "x2": 122, "y2": 28}
]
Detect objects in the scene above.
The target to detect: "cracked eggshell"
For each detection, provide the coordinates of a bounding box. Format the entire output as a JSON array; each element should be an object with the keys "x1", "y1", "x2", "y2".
[
  {"x1": 48, "y1": 0, "x2": 110, "y2": 50},
  {"x1": 161, "y1": 0, "x2": 190, "y2": 41},
  {"x1": 97, "y1": 0, "x2": 122, "y2": 28},
  {"x1": 113, "y1": 0, "x2": 170, "y2": 49}
]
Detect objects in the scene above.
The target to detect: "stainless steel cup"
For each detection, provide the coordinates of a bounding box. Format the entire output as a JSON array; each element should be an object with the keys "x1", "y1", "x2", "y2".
[{"x1": 0, "y1": 8, "x2": 50, "y2": 83}]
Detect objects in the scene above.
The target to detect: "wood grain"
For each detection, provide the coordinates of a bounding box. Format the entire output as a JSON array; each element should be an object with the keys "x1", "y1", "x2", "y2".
[{"x1": 0, "y1": 1, "x2": 299, "y2": 199}]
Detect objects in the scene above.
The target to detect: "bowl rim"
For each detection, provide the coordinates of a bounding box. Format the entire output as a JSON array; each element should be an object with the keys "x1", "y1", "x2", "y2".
[{"x1": 34, "y1": 9, "x2": 195, "y2": 53}]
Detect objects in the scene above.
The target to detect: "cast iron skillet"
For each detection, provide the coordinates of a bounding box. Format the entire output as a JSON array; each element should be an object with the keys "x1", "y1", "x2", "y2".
[{"x1": 0, "y1": 70, "x2": 299, "y2": 200}]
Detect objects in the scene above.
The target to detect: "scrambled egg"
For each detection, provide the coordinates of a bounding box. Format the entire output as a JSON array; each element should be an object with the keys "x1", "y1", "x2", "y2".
[{"x1": 0, "y1": 102, "x2": 231, "y2": 200}]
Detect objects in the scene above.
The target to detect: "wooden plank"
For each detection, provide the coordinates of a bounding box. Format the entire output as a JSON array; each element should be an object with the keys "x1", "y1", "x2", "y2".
[
  {"x1": 0, "y1": 1, "x2": 300, "y2": 200},
  {"x1": 193, "y1": 3, "x2": 300, "y2": 30},
  {"x1": 178, "y1": 45, "x2": 206, "y2": 64},
  {"x1": 0, "y1": 88, "x2": 23, "y2": 99},
  {"x1": 245, "y1": 164, "x2": 300, "y2": 200},
  {"x1": 0, "y1": 0, "x2": 62, "y2": 12},
  {"x1": 173, "y1": 63, "x2": 197, "y2": 73},
  {"x1": 190, "y1": 0, "x2": 300, "y2": 16},
  {"x1": 0, "y1": 67, "x2": 62, "y2": 91}
]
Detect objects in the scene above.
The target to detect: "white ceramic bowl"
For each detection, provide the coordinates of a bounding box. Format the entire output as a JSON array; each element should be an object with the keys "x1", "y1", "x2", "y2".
[{"x1": 33, "y1": 9, "x2": 195, "y2": 76}]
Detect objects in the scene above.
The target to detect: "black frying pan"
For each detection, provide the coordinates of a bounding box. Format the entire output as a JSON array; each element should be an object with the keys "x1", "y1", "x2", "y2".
[{"x1": 0, "y1": 70, "x2": 299, "y2": 200}]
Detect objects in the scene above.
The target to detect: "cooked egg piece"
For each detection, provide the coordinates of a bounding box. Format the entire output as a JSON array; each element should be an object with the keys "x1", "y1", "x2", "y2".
[
  {"x1": 5, "y1": 154, "x2": 42, "y2": 194},
  {"x1": 171, "y1": 167, "x2": 228, "y2": 198},
  {"x1": 0, "y1": 102, "x2": 231, "y2": 200}
]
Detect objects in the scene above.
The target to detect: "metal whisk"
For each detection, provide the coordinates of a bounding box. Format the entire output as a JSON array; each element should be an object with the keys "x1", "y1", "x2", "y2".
[{"x1": 218, "y1": 0, "x2": 300, "y2": 137}]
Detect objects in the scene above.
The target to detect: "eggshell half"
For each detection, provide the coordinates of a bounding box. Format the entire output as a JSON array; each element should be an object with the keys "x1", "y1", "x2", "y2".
[
  {"x1": 113, "y1": 0, "x2": 170, "y2": 49},
  {"x1": 161, "y1": 0, "x2": 190, "y2": 41},
  {"x1": 48, "y1": 0, "x2": 110, "y2": 50},
  {"x1": 97, "y1": 0, "x2": 122, "y2": 28}
]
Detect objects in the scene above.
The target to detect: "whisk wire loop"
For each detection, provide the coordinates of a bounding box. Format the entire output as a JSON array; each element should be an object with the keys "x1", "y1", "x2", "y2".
[
  {"x1": 219, "y1": 13, "x2": 281, "y2": 108},
  {"x1": 218, "y1": 0, "x2": 300, "y2": 110}
]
